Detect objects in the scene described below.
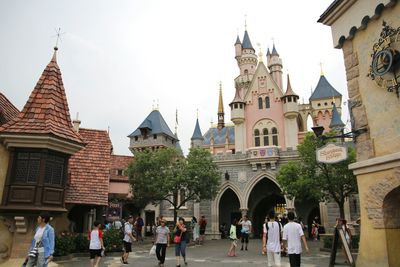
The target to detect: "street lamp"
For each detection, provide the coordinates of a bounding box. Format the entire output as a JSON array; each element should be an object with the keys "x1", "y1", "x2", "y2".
[{"x1": 311, "y1": 126, "x2": 368, "y2": 141}]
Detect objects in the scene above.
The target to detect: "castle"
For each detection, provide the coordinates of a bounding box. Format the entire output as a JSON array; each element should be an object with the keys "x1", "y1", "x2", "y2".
[{"x1": 129, "y1": 28, "x2": 359, "y2": 237}]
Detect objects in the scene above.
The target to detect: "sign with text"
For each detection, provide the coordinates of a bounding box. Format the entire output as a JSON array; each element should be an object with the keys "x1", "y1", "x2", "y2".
[
  {"x1": 317, "y1": 143, "x2": 348, "y2": 164},
  {"x1": 107, "y1": 201, "x2": 122, "y2": 221}
]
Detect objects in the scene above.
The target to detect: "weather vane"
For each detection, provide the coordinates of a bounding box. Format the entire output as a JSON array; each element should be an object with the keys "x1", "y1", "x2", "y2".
[{"x1": 52, "y1": 27, "x2": 66, "y2": 50}]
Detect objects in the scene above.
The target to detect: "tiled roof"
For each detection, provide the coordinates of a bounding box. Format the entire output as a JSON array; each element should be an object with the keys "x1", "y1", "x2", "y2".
[
  {"x1": 203, "y1": 126, "x2": 235, "y2": 145},
  {"x1": 0, "y1": 93, "x2": 19, "y2": 126},
  {"x1": 110, "y1": 154, "x2": 133, "y2": 182},
  {"x1": 235, "y1": 35, "x2": 241, "y2": 45},
  {"x1": 309, "y1": 74, "x2": 342, "y2": 101},
  {"x1": 191, "y1": 118, "x2": 203, "y2": 140},
  {"x1": 66, "y1": 128, "x2": 112, "y2": 206},
  {"x1": 329, "y1": 103, "x2": 345, "y2": 129},
  {"x1": 271, "y1": 44, "x2": 279, "y2": 56},
  {"x1": 242, "y1": 30, "x2": 254, "y2": 50},
  {"x1": 0, "y1": 50, "x2": 85, "y2": 145},
  {"x1": 128, "y1": 110, "x2": 177, "y2": 140}
]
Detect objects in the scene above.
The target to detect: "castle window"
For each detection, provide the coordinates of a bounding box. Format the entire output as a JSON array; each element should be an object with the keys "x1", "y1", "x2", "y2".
[
  {"x1": 44, "y1": 154, "x2": 65, "y2": 186},
  {"x1": 234, "y1": 103, "x2": 238, "y2": 109},
  {"x1": 324, "y1": 102, "x2": 328, "y2": 106},
  {"x1": 265, "y1": 97, "x2": 270, "y2": 108},
  {"x1": 318, "y1": 103, "x2": 321, "y2": 107},
  {"x1": 258, "y1": 97, "x2": 263, "y2": 109},
  {"x1": 14, "y1": 152, "x2": 41, "y2": 183},
  {"x1": 288, "y1": 96, "x2": 292, "y2": 102},
  {"x1": 153, "y1": 134, "x2": 157, "y2": 139},
  {"x1": 239, "y1": 103, "x2": 243, "y2": 109},
  {"x1": 263, "y1": 128, "x2": 269, "y2": 146},
  {"x1": 134, "y1": 136, "x2": 138, "y2": 141},
  {"x1": 272, "y1": 127, "x2": 278, "y2": 146},
  {"x1": 254, "y1": 129, "x2": 260, "y2": 147},
  {"x1": 244, "y1": 69, "x2": 248, "y2": 75},
  {"x1": 117, "y1": 169, "x2": 123, "y2": 176}
]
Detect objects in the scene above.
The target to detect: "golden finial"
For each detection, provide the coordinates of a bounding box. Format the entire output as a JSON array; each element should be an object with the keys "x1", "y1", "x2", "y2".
[
  {"x1": 244, "y1": 15, "x2": 247, "y2": 30},
  {"x1": 257, "y1": 43, "x2": 262, "y2": 62},
  {"x1": 320, "y1": 62, "x2": 324, "y2": 76}
]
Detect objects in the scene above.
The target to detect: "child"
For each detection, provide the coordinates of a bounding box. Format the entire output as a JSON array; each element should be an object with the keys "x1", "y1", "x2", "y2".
[{"x1": 89, "y1": 221, "x2": 104, "y2": 267}]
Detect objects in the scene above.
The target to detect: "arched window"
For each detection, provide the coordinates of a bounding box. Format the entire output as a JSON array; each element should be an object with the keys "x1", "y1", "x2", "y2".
[
  {"x1": 254, "y1": 129, "x2": 260, "y2": 147},
  {"x1": 272, "y1": 127, "x2": 278, "y2": 146},
  {"x1": 258, "y1": 97, "x2": 263, "y2": 109},
  {"x1": 265, "y1": 97, "x2": 270, "y2": 109},
  {"x1": 263, "y1": 128, "x2": 269, "y2": 146}
]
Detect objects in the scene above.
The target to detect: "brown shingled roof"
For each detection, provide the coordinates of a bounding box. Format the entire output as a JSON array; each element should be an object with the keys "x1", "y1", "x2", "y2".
[
  {"x1": 110, "y1": 154, "x2": 134, "y2": 182},
  {"x1": 0, "y1": 50, "x2": 84, "y2": 145},
  {"x1": 283, "y1": 74, "x2": 298, "y2": 97},
  {"x1": 66, "y1": 128, "x2": 112, "y2": 206},
  {"x1": 0, "y1": 93, "x2": 19, "y2": 126}
]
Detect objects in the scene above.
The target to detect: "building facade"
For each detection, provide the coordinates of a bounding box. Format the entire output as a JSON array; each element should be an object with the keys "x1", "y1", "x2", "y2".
[{"x1": 319, "y1": 1, "x2": 400, "y2": 266}]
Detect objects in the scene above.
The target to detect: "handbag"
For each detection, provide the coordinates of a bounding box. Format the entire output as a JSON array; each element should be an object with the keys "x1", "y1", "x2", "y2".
[
  {"x1": 174, "y1": 230, "x2": 183, "y2": 244},
  {"x1": 149, "y1": 244, "x2": 156, "y2": 256}
]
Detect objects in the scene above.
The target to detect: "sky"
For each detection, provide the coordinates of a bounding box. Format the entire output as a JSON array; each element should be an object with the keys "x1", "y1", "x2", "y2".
[{"x1": 0, "y1": 0, "x2": 349, "y2": 156}]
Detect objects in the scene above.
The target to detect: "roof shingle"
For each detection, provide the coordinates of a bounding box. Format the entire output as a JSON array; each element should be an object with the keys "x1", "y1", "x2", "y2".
[
  {"x1": 110, "y1": 154, "x2": 133, "y2": 182},
  {"x1": 0, "y1": 93, "x2": 19, "y2": 126},
  {"x1": 66, "y1": 128, "x2": 112, "y2": 206},
  {"x1": 0, "y1": 51, "x2": 85, "y2": 145}
]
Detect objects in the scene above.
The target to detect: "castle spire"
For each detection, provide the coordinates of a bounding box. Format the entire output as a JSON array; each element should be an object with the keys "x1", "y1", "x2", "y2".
[
  {"x1": 329, "y1": 103, "x2": 345, "y2": 130},
  {"x1": 217, "y1": 81, "x2": 225, "y2": 130}
]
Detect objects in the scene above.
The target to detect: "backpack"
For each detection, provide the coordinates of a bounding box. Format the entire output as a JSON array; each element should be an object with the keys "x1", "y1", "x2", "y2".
[{"x1": 265, "y1": 221, "x2": 282, "y2": 241}]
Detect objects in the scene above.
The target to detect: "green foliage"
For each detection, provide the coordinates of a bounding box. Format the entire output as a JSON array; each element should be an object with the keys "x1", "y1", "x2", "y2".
[
  {"x1": 73, "y1": 233, "x2": 89, "y2": 252},
  {"x1": 277, "y1": 132, "x2": 357, "y2": 218},
  {"x1": 103, "y1": 229, "x2": 123, "y2": 252},
  {"x1": 128, "y1": 147, "x2": 220, "y2": 221},
  {"x1": 54, "y1": 234, "x2": 75, "y2": 257}
]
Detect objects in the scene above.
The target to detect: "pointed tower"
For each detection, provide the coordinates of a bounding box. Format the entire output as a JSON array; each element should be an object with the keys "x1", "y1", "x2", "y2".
[
  {"x1": 281, "y1": 74, "x2": 300, "y2": 149},
  {"x1": 235, "y1": 35, "x2": 242, "y2": 59},
  {"x1": 329, "y1": 103, "x2": 345, "y2": 131},
  {"x1": 191, "y1": 116, "x2": 204, "y2": 148},
  {"x1": 309, "y1": 71, "x2": 342, "y2": 132},
  {"x1": 267, "y1": 43, "x2": 283, "y2": 89},
  {"x1": 230, "y1": 86, "x2": 246, "y2": 152},
  {"x1": 0, "y1": 47, "x2": 85, "y2": 215},
  {"x1": 235, "y1": 29, "x2": 258, "y2": 77},
  {"x1": 217, "y1": 82, "x2": 225, "y2": 130}
]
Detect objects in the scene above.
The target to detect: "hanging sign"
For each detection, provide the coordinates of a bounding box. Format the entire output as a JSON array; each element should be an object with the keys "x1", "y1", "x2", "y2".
[{"x1": 317, "y1": 143, "x2": 348, "y2": 164}]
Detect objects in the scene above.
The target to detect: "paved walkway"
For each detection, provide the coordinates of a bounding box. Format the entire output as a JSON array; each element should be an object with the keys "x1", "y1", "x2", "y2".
[{"x1": 54, "y1": 239, "x2": 351, "y2": 267}]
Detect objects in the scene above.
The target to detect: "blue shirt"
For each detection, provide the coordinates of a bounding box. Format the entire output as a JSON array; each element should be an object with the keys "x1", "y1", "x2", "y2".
[{"x1": 30, "y1": 224, "x2": 55, "y2": 258}]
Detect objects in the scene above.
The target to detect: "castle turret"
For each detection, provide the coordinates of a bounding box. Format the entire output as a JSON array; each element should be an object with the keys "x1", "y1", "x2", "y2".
[
  {"x1": 267, "y1": 43, "x2": 283, "y2": 89},
  {"x1": 329, "y1": 103, "x2": 345, "y2": 131},
  {"x1": 230, "y1": 87, "x2": 246, "y2": 152},
  {"x1": 191, "y1": 117, "x2": 204, "y2": 148},
  {"x1": 217, "y1": 82, "x2": 225, "y2": 130},
  {"x1": 234, "y1": 35, "x2": 242, "y2": 59},
  {"x1": 236, "y1": 30, "x2": 258, "y2": 77},
  {"x1": 281, "y1": 74, "x2": 300, "y2": 149}
]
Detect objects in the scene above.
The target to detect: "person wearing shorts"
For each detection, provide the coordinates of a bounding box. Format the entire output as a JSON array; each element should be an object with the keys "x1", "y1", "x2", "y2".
[
  {"x1": 174, "y1": 217, "x2": 188, "y2": 267},
  {"x1": 238, "y1": 215, "x2": 252, "y2": 251},
  {"x1": 199, "y1": 215, "x2": 207, "y2": 245},
  {"x1": 121, "y1": 216, "x2": 136, "y2": 265},
  {"x1": 89, "y1": 221, "x2": 104, "y2": 267}
]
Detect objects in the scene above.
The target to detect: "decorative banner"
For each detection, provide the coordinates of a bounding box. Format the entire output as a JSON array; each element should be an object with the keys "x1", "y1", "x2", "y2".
[{"x1": 317, "y1": 143, "x2": 348, "y2": 164}]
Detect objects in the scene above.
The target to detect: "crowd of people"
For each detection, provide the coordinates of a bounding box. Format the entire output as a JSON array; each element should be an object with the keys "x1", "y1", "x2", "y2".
[{"x1": 21, "y1": 211, "x2": 352, "y2": 267}]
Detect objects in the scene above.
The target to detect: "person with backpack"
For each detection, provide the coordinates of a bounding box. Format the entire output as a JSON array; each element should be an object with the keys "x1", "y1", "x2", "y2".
[
  {"x1": 89, "y1": 221, "x2": 104, "y2": 267},
  {"x1": 263, "y1": 211, "x2": 283, "y2": 267}
]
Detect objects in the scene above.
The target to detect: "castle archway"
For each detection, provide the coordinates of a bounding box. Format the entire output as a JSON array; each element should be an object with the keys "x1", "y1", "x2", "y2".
[
  {"x1": 246, "y1": 177, "x2": 285, "y2": 237},
  {"x1": 218, "y1": 188, "x2": 241, "y2": 231},
  {"x1": 383, "y1": 185, "x2": 400, "y2": 266}
]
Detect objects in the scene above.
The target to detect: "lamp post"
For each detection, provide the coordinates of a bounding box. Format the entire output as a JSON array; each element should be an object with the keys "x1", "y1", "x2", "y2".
[{"x1": 311, "y1": 126, "x2": 368, "y2": 141}]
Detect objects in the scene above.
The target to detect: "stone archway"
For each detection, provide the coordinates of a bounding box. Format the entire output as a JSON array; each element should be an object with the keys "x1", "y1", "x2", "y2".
[
  {"x1": 383, "y1": 185, "x2": 400, "y2": 267},
  {"x1": 218, "y1": 188, "x2": 241, "y2": 232}
]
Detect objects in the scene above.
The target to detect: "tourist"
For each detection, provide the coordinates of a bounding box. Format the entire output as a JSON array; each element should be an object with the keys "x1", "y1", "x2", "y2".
[
  {"x1": 263, "y1": 211, "x2": 282, "y2": 267},
  {"x1": 25, "y1": 212, "x2": 55, "y2": 267},
  {"x1": 199, "y1": 215, "x2": 207, "y2": 245},
  {"x1": 136, "y1": 214, "x2": 144, "y2": 242},
  {"x1": 228, "y1": 218, "x2": 238, "y2": 257},
  {"x1": 191, "y1": 216, "x2": 200, "y2": 245},
  {"x1": 113, "y1": 219, "x2": 123, "y2": 230},
  {"x1": 238, "y1": 215, "x2": 252, "y2": 251},
  {"x1": 311, "y1": 223, "x2": 318, "y2": 241},
  {"x1": 155, "y1": 218, "x2": 170, "y2": 267},
  {"x1": 282, "y1": 212, "x2": 309, "y2": 267},
  {"x1": 89, "y1": 221, "x2": 104, "y2": 267},
  {"x1": 174, "y1": 217, "x2": 188, "y2": 267},
  {"x1": 121, "y1": 215, "x2": 136, "y2": 265}
]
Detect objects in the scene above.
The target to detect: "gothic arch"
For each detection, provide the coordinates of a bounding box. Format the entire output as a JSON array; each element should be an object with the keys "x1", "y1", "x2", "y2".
[
  {"x1": 243, "y1": 171, "x2": 282, "y2": 208},
  {"x1": 215, "y1": 182, "x2": 244, "y2": 208}
]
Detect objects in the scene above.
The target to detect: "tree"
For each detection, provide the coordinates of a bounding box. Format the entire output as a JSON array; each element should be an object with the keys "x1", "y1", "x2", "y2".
[
  {"x1": 127, "y1": 147, "x2": 220, "y2": 222},
  {"x1": 277, "y1": 132, "x2": 357, "y2": 219}
]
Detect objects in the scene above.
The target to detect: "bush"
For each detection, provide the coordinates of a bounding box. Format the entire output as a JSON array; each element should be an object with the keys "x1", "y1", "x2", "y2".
[
  {"x1": 103, "y1": 229, "x2": 123, "y2": 252},
  {"x1": 74, "y1": 233, "x2": 89, "y2": 252},
  {"x1": 54, "y1": 233, "x2": 75, "y2": 257}
]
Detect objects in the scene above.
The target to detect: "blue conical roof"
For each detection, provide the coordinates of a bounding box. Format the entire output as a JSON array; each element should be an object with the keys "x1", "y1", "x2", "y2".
[
  {"x1": 191, "y1": 118, "x2": 204, "y2": 140},
  {"x1": 329, "y1": 103, "x2": 345, "y2": 129},
  {"x1": 242, "y1": 30, "x2": 254, "y2": 50},
  {"x1": 128, "y1": 110, "x2": 177, "y2": 140},
  {"x1": 271, "y1": 44, "x2": 279, "y2": 56},
  {"x1": 235, "y1": 35, "x2": 241, "y2": 45},
  {"x1": 309, "y1": 75, "x2": 342, "y2": 101}
]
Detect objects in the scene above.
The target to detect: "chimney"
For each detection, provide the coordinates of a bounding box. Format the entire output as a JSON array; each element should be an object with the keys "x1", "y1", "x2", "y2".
[{"x1": 73, "y1": 112, "x2": 81, "y2": 132}]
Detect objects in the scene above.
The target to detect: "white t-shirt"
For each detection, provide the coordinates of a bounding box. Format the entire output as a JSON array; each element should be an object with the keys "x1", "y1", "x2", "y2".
[
  {"x1": 123, "y1": 222, "x2": 133, "y2": 243},
  {"x1": 89, "y1": 229, "x2": 103, "y2": 249},
  {"x1": 34, "y1": 226, "x2": 46, "y2": 252},
  {"x1": 241, "y1": 220, "x2": 252, "y2": 234},
  {"x1": 283, "y1": 222, "x2": 304, "y2": 254},
  {"x1": 113, "y1": 220, "x2": 122, "y2": 230},
  {"x1": 263, "y1": 221, "x2": 282, "y2": 253}
]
